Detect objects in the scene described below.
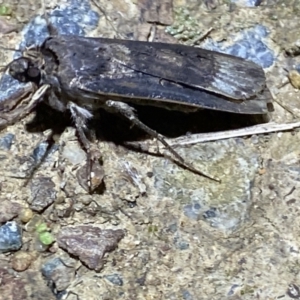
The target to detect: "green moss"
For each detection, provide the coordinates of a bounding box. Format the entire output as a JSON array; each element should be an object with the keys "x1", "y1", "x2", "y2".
[
  {"x1": 36, "y1": 222, "x2": 49, "y2": 233},
  {"x1": 240, "y1": 285, "x2": 255, "y2": 295},
  {"x1": 39, "y1": 231, "x2": 55, "y2": 245},
  {"x1": 0, "y1": 5, "x2": 12, "y2": 16},
  {"x1": 35, "y1": 222, "x2": 55, "y2": 246},
  {"x1": 148, "y1": 224, "x2": 158, "y2": 233},
  {"x1": 165, "y1": 7, "x2": 204, "y2": 42}
]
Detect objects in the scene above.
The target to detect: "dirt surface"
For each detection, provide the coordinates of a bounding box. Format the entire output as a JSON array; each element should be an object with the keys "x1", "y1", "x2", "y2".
[{"x1": 1, "y1": 0, "x2": 300, "y2": 299}]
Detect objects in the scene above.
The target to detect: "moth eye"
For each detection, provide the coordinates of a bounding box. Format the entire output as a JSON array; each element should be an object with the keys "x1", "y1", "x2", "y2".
[
  {"x1": 8, "y1": 58, "x2": 30, "y2": 80},
  {"x1": 28, "y1": 67, "x2": 40, "y2": 79},
  {"x1": 8, "y1": 57, "x2": 40, "y2": 84}
]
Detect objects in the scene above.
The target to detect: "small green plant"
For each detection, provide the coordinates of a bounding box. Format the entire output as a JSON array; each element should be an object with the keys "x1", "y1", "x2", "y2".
[
  {"x1": 36, "y1": 222, "x2": 55, "y2": 246},
  {"x1": 0, "y1": 5, "x2": 12, "y2": 16}
]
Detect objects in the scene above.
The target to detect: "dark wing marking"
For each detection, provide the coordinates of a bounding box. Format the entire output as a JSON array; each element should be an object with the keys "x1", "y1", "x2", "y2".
[
  {"x1": 111, "y1": 41, "x2": 267, "y2": 101},
  {"x1": 88, "y1": 37, "x2": 267, "y2": 100}
]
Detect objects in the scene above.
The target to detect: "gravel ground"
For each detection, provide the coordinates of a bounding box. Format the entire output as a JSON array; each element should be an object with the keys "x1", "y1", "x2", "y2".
[{"x1": 0, "y1": 0, "x2": 300, "y2": 299}]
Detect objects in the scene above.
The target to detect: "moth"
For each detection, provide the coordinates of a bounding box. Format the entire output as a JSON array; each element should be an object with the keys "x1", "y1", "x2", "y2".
[{"x1": 0, "y1": 22, "x2": 274, "y2": 185}]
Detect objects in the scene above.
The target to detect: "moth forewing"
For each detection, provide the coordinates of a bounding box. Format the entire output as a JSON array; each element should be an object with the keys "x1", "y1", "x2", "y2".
[{"x1": 41, "y1": 35, "x2": 273, "y2": 116}]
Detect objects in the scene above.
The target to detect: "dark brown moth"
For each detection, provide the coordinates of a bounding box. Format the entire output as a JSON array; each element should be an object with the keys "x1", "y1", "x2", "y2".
[{"x1": 0, "y1": 32, "x2": 274, "y2": 184}]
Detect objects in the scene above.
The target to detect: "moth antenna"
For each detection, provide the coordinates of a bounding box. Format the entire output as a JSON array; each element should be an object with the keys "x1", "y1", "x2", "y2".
[
  {"x1": 41, "y1": 0, "x2": 45, "y2": 15},
  {"x1": 0, "y1": 65, "x2": 8, "y2": 73},
  {"x1": 0, "y1": 31, "x2": 25, "y2": 75},
  {"x1": 0, "y1": 45, "x2": 22, "y2": 52},
  {"x1": 0, "y1": 58, "x2": 21, "y2": 74},
  {"x1": 41, "y1": 0, "x2": 58, "y2": 36},
  {"x1": 0, "y1": 66, "x2": 7, "y2": 73}
]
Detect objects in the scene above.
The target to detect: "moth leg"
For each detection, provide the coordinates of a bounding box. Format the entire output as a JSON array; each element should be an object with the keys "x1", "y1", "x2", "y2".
[
  {"x1": 31, "y1": 83, "x2": 50, "y2": 102},
  {"x1": 68, "y1": 102, "x2": 99, "y2": 191},
  {"x1": 0, "y1": 84, "x2": 49, "y2": 129},
  {"x1": 0, "y1": 83, "x2": 52, "y2": 185},
  {"x1": 105, "y1": 100, "x2": 220, "y2": 182},
  {"x1": 68, "y1": 102, "x2": 93, "y2": 152}
]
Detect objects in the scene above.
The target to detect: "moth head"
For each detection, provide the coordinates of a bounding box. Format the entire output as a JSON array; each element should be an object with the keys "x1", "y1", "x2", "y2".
[
  {"x1": 0, "y1": 48, "x2": 46, "y2": 128},
  {"x1": 8, "y1": 56, "x2": 41, "y2": 85}
]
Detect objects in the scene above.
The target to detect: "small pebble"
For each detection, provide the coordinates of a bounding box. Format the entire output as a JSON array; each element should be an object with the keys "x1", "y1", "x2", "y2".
[
  {"x1": 105, "y1": 274, "x2": 124, "y2": 286},
  {"x1": 0, "y1": 222, "x2": 22, "y2": 253},
  {"x1": 0, "y1": 133, "x2": 14, "y2": 150},
  {"x1": 41, "y1": 257, "x2": 76, "y2": 291},
  {"x1": 19, "y1": 208, "x2": 34, "y2": 223},
  {"x1": 288, "y1": 70, "x2": 300, "y2": 89},
  {"x1": 0, "y1": 200, "x2": 21, "y2": 223},
  {"x1": 12, "y1": 251, "x2": 35, "y2": 271}
]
